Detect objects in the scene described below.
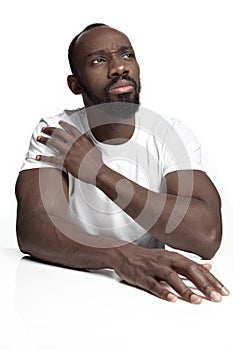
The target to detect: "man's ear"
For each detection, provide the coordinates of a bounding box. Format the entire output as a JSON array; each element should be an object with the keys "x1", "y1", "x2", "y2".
[{"x1": 67, "y1": 75, "x2": 82, "y2": 95}]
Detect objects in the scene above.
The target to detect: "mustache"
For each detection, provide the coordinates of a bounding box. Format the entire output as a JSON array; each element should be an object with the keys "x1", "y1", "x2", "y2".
[{"x1": 104, "y1": 75, "x2": 138, "y2": 95}]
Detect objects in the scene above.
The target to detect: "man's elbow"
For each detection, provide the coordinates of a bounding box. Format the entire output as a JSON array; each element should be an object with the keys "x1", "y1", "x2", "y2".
[
  {"x1": 200, "y1": 221, "x2": 222, "y2": 260},
  {"x1": 16, "y1": 211, "x2": 45, "y2": 258},
  {"x1": 16, "y1": 219, "x2": 31, "y2": 256}
]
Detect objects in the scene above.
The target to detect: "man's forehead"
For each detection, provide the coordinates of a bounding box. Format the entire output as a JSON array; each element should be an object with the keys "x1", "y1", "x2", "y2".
[{"x1": 75, "y1": 26, "x2": 132, "y2": 56}]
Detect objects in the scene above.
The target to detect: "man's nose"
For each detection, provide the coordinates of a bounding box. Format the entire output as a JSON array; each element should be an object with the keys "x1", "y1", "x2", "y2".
[{"x1": 108, "y1": 57, "x2": 129, "y2": 77}]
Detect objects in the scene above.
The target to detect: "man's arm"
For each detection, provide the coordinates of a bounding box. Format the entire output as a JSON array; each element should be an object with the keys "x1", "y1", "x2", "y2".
[
  {"x1": 15, "y1": 168, "x2": 118, "y2": 268},
  {"x1": 96, "y1": 168, "x2": 222, "y2": 259},
  {"x1": 16, "y1": 167, "x2": 229, "y2": 303},
  {"x1": 37, "y1": 121, "x2": 222, "y2": 259}
]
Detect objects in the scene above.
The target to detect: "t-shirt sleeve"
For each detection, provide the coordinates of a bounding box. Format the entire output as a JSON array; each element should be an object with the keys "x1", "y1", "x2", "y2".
[
  {"x1": 20, "y1": 118, "x2": 67, "y2": 172},
  {"x1": 161, "y1": 119, "x2": 203, "y2": 177}
]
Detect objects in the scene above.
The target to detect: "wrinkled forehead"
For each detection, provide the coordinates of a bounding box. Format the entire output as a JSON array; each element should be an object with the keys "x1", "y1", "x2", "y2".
[{"x1": 74, "y1": 26, "x2": 133, "y2": 64}]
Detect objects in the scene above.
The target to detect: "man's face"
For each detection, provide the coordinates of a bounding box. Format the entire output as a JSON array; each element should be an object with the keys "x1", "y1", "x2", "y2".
[{"x1": 72, "y1": 26, "x2": 141, "y2": 108}]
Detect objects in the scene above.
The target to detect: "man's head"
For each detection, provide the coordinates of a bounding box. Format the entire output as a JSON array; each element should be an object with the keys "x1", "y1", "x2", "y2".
[{"x1": 67, "y1": 24, "x2": 141, "y2": 112}]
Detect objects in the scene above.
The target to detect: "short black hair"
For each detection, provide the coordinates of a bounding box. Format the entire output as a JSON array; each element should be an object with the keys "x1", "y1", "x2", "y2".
[{"x1": 68, "y1": 23, "x2": 108, "y2": 75}]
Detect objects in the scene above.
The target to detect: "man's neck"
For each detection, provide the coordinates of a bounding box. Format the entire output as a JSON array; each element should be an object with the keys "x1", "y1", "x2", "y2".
[{"x1": 86, "y1": 109, "x2": 135, "y2": 145}]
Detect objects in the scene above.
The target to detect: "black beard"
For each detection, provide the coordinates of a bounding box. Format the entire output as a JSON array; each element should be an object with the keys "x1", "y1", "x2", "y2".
[
  {"x1": 97, "y1": 101, "x2": 140, "y2": 119},
  {"x1": 79, "y1": 75, "x2": 141, "y2": 119}
]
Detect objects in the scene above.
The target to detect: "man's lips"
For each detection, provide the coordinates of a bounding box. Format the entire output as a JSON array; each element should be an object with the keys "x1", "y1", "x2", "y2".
[{"x1": 109, "y1": 79, "x2": 134, "y2": 94}]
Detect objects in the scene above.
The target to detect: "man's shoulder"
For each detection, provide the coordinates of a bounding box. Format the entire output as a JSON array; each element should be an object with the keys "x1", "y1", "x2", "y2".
[
  {"x1": 137, "y1": 107, "x2": 178, "y2": 137},
  {"x1": 39, "y1": 108, "x2": 83, "y2": 126},
  {"x1": 137, "y1": 107, "x2": 199, "y2": 149}
]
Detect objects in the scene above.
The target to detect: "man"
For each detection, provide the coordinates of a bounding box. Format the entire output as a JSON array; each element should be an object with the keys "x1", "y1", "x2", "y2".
[{"x1": 16, "y1": 23, "x2": 229, "y2": 304}]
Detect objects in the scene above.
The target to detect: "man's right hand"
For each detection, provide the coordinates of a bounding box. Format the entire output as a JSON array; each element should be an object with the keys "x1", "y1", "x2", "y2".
[
  {"x1": 112, "y1": 244, "x2": 230, "y2": 303},
  {"x1": 36, "y1": 121, "x2": 104, "y2": 186}
]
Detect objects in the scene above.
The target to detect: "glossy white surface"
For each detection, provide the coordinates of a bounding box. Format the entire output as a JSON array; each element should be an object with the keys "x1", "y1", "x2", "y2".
[{"x1": 1, "y1": 248, "x2": 232, "y2": 350}]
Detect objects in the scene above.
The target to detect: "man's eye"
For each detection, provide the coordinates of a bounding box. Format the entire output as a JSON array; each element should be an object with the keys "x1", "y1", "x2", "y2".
[
  {"x1": 122, "y1": 52, "x2": 135, "y2": 59},
  {"x1": 92, "y1": 58, "x2": 106, "y2": 65}
]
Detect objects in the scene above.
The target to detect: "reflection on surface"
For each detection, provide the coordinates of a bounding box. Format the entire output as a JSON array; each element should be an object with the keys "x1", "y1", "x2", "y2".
[
  {"x1": 14, "y1": 256, "x2": 123, "y2": 349},
  {"x1": 8, "y1": 250, "x2": 233, "y2": 350},
  {"x1": 14, "y1": 256, "x2": 119, "y2": 321}
]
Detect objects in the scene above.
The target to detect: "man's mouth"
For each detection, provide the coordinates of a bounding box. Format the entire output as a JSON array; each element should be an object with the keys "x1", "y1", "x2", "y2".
[{"x1": 108, "y1": 79, "x2": 134, "y2": 95}]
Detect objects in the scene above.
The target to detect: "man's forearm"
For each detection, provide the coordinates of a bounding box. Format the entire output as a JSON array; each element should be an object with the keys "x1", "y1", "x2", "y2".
[
  {"x1": 16, "y1": 209, "x2": 126, "y2": 270},
  {"x1": 96, "y1": 165, "x2": 220, "y2": 258}
]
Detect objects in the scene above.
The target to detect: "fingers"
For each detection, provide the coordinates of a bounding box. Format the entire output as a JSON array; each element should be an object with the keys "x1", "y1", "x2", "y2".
[
  {"x1": 197, "y1": 264, "x2": 230, "y2": 297},
  {"x1": 202, "y1": 263, "x2": 212, "y2": 271},
  {"x1": 36, "y1": 154, "x2": 64, "y2": 166},
  {"x1": 41, "y1": 126, "x2": 70, "y2": 143},
  {"x1": 41, "y1": 121, "x2": 81, "y2": 141},
  {"x1": 37, "y1": 135, "x2": 67, "y2": 154},
  {"x1": 138, "y1": 277, "x2": 178, "y2": 303},
  {"x1": 36, "y1": 122, "x2": 82, "y2": 160},
  {"x1": 172, "y1": 255, "x2": 230, "y2": 302},
  {"x1": 145, "y1": 265, "x2": 229, "y2": 304},
  {"x1": 36, "y1": 133, "x2": 67, "y2": 167},
  {"x1": 125, "y1": 260, "x2": 229, "y2": 304},
  {"x1": 136, "y1": 272, "x2": 201, "y2": 304},
  {"x1": 59, "y1": 120, "x2": 82, "y2": 137},
  {"x1": 153, "y1": 266, "x2": 202, "y2": 304}
]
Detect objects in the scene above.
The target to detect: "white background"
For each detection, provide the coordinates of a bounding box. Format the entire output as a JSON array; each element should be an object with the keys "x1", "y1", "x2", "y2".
[{"x1": 0, "y1": 0, "x2": 232, "y2": 258}]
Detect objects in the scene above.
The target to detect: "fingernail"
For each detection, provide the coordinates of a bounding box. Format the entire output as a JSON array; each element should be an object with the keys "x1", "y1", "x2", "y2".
[
  {"x1": 36, "y1": 155, "x2": 41, "y2": 161},
  {"x1": 190, "y1": 294, "x2": 202, "y2": 304},
  {"x1": 210, "y1": 291, "x2": 222, "y2": 302},
  {"x1": 37, "y1": 136, "x2": 41, "y2": 141},
  {"x1": 167, "y1": 293, "x2": 178, "y2": 302},
  {"x1": 221, "y1": 286, "x2": 230, "y2": 296}
]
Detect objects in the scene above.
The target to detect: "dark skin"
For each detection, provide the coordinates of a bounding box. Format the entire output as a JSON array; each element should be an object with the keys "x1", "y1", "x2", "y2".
[{"x1": 16, "y1": 26, "x2": 229, "y2": 303}]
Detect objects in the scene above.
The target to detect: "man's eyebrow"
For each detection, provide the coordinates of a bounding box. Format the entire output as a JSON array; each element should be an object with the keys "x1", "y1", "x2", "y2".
[{"x1": 87, "y1": 46, "x2": 134, "y2": 57}]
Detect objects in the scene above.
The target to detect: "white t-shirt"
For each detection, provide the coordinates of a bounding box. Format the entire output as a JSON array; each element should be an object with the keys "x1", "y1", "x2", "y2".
[{"x1": 21, "y1": 107, "x2": 203, "y2": 248}]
